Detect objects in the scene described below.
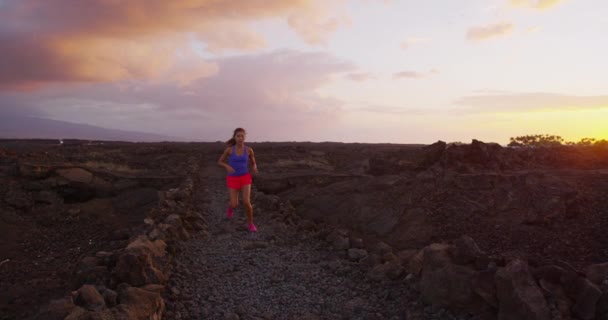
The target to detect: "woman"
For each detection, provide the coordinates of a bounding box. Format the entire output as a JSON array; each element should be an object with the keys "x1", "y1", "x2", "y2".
[{"x1": 217, "y1": 128, "x2": 259, "y2": 232}]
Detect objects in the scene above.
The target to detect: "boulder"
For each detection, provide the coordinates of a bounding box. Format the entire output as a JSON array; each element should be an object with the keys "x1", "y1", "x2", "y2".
[
  {"x1": 472, "y1": 270, "x2": 498, "y2": 308},
  {"x1": 348, "y1": 248, "x2": 368, "y2": 261},
  {"x1": 360, "y1": 253, "x2": 381, "y2": 269},
  {"x1": 35, "y1": 297, "x2": 76, "y2": 320},
  {"x1": 389, "y1": 206, "x2": 437, "y2": 249},
  {"x1": 363, "y1": 205, "x2": 401, "y2": 236},
  {"x1": 141, "y1": 284, "x2": 165, "y2": 293},
  {"x1": 64, "y1": 307, "x2": 89, "y2": 320},
  {"x1": 420, "y1": 261, "x2": 482, "y2": 310},
  {"x1": 18, "y1": 164, "x2": 53, "y2": 179},
  {"x1": 125, "y1": 235, "x2": 166, "y2": 258},
  {"x1": 586, "y1": 263, "x2": 608, "y2": 285},
  {"x1": 495, "y1": 259, "x2": 551, "y2": 320},
  {"x1": 382, "y1": 252, "x2": 399, "y2": 264},
  {"x1": 332, "y1": 236, "x2": 350, "y2": 251},
  {"x1": 77, "y1": 266, "x2": 110, "y2": 287},
  {"x1": 350, "y1": 237, "x2": 365, "y2": 249},
  {"x1": 325, "y1": 228, "x2": 349, "y2": 243},
  {"x1": 452, "y1": 235, "x2": 483, "y2": 265},
  {"x1": 255, "y1": 193, "x2": 281, "y2": 211},
  {"x1": 113, "y1": 179, "x2": 139, "y2": 191},
  {"x1": 538, "y1": 279, "x2": 573, "y2": 319},
  {"x1": 385, "y1": 262, "x2": 405, "y2": 280},
  {"x1": 373, "y1": 241, "x2": 393, "y2": 255},
  {"x1": 102, "y1": 289, "x2": 117, "y2": 307},
  {"x1": 368, "y1": 262, "x2": 403, "y2": 281},
  {"x1": 532, "y1": 265, "x2": 566, "y2": 284},
  {"x1": 74, "y1": 285, "x2": 105, "y2": 311},
  {"x1": 164, "y1": 214, "x2": 183, "y2": 229},
  {"x1": 419, "y1": 141, "x2": 447, "y2": 168},
  {"x1": 407, "y1": 249, "x2": 425, "y2": 276},
  {"x1": 112, "y1": 251, "x2": 167, "y2": 287},
  {"x1": 596, "y1": 284, "x2": 608, "y2": 320},
  {"x1": 422, "y1": 243, "x2": 453, "y2": 269},
  {"x1": 368, "y1": 263, "x2": 386, "y2": 281},
  {"x1": 56, "y1": 168, "x2": 93, "y2": 184},
  {"x1": 297, "y1": 219, "x2": 316, "y2": 231},
  {"x1": 397, "y1": 249, "x2": 418, "y2": 266},
  {"x1": 5, "y1": 185, "x2": 33, "y2": 209},
  {"x1": 561, "y1": 271, "x2": 602, "y2": 320},
  {"x1": 116, "y1": 286, "x2": 164, "y2": 320},
  {"x1": 164, "y1": 188, "x2": 182, "y2": 201},
  {"x1": 33, "y1": 190, "x2": 61, "y2": 205}
]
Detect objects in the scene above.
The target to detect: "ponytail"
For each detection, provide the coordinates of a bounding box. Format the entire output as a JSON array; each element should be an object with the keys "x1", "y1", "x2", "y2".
[{"x1": 226, "y1": 128, "x2": 246, "y2": 146}]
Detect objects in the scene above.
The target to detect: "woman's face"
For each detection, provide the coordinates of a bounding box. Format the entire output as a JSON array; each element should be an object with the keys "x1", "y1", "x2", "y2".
[{"x1": 235, "y1": 131, "x2": 246, "y2": 144}]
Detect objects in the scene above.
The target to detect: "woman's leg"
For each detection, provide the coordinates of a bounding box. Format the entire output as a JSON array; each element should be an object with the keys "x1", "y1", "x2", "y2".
[
  {"x1": 228, "y1": 188, "x2": 240, "y2": 209},
  {"x1": 241, "y1": 184, "x2": 254, "y2": 225}
]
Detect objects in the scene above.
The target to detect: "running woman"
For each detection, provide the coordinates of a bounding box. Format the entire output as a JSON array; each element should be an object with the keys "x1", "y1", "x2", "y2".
[{"x1": 217, "y1": 128, "x2": 259, "y2": 232}]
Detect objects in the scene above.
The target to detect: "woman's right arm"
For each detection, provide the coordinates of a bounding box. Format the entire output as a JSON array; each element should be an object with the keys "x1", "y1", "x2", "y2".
[{"x1": 218, "y1": 148, "x2": 235, "y2": 173}]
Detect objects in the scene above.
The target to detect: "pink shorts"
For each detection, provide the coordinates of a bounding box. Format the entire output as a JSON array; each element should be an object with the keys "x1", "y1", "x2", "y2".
[{"x1": 226, "y1": 173, "x2": 252, "y2": 190}]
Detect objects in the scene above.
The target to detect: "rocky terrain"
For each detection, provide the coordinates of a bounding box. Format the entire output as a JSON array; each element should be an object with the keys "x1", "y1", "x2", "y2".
[
  {"x1": 253, "y1": 140, "x2": 608, "y2": 269},
  {"x1": 0, "y1": 140, "x2": 201, "y2": 319},
  {"x1": 165, "y1": 163, "x2": 448, "y2": 320},
  {"x1": 0, "y1": 139, "x2": 607, "y2": 319}
]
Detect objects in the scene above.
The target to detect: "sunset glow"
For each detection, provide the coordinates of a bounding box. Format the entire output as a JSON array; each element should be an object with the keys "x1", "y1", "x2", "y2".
[{"x1": 0, "y1": 0, "x2": 606, "y2": 143}]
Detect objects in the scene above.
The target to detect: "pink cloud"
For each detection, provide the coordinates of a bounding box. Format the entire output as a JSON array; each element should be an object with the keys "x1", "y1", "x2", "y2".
[
  {"x1": 0, "y1": 0, "x2": 354, "y2": 89},
  {"x1": 0, "y1": 50, "x2": 355, "y2": 140},
  {"x1": 510, "y1": 0, "x2": 565, "y2": 10},
  {"x1": 196, "y1": 22, "x2": 268, "y2": 53},
  {"x1": 288, "y1": 11, "x2": 351, "y2": 45},
  {"x1": 345, "y1": 72, "x2": 376, "y2": 82},
  {"x1": 393, "y1": 69, "x2": 439, "y2": 79},
  {"x1": 400, "y1": 37, "x2": 430, "y2": 50},
  {"x1": 466, "y1": 22, "x2": 514, "y2": 41}
]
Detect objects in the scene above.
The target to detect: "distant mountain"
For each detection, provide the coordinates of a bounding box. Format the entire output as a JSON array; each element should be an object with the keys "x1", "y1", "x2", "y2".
[{"x1": 0, "y1": 115, "x2": 180, "y2": 142}]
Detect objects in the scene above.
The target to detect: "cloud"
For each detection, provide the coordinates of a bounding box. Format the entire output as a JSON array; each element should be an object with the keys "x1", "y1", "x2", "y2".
[
  {"x1": 288, "y1": 7, "x2": 351, "y2": 46},
  {"x1": 455, "y1": 92, "x2": 608, "y2": 113},
  {"x1": 524, "y1": 26, "x2": 541, "y2": 35},
  {"x1": 196, "y1": 22, "x2": 268, "y2": 54},
  {"x1": 0, "y1": 0, "x2": 337, "y2": 38},
  {"x1": 0, "y1": 50, "x2": 355, "y2": 140},
  {"x1": 393, "y1": 69, "x2": 439, "y2": 79},
  {"x1": 400, "y1": 37, "x2": 430, "y2": 50},
  {"x1": 466, "y1": 22, "x2": 514, "y2": 41},
  {"x1": 510, "y1": 0, "x2": 565, "y2": 10},
  {"x1": 345, "y1": 72, "x2": 376, "y2": 82},
  {"x1": 354, "y1": 105, "x2": 430, "y2": 115},
  {"x1": 0, "y1": 0, "x2": 353, "y2": 89},
  {"x1": 394, "y1": 71, "x2": 425, "y2": 79},
  {"x1": 0, "y1": 33, "x2": 220, "y2": 91}
]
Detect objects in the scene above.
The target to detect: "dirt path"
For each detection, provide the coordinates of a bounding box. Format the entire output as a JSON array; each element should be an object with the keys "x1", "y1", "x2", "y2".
[{"x1": 164, "y1": 163, "x2": 464, "y2": 320}]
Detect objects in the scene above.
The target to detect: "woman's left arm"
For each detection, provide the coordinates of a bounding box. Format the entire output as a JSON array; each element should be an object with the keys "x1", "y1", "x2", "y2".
[{"x1": 248, "y1": 147, "x2": 259, "y2": 174}]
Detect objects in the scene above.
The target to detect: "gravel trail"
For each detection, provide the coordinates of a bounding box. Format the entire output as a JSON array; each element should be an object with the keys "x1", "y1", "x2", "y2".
[{"x1": 165, "y1": 163, "x2": 465, "y2": 320}]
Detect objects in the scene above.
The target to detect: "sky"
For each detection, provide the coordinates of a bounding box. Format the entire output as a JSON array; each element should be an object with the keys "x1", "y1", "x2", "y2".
[{"x1": 0, "y1": 0, "x2": 607, "y2": 144}]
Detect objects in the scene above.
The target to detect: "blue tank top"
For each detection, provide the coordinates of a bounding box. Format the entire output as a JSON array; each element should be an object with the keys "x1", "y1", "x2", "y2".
[{"x1": 228, "y1": 145, "x2": 248, "y2": 176}]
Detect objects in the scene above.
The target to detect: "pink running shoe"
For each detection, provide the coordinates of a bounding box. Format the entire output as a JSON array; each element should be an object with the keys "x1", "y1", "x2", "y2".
[
  {"x1": 248, "y1": 223, "x2": 257, "y2": 232},
  {"x1": 226, "y1": 207, "x2": 233, "y2": 219}
]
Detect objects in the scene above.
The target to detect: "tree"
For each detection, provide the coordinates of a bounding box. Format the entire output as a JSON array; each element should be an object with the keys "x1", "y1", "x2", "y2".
[
  {"x1": 508, "y1": 134, "x2": 564, "y2": 147},
  {"x1": 509, "y1": 135, "x2": 608, "y2": 148},
  {"x1": 594, "y1": 139, "x2": 608, "y2": 147},
  {"x1": 575, "y1": 137, "x2": 596, "y2": 146}
]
